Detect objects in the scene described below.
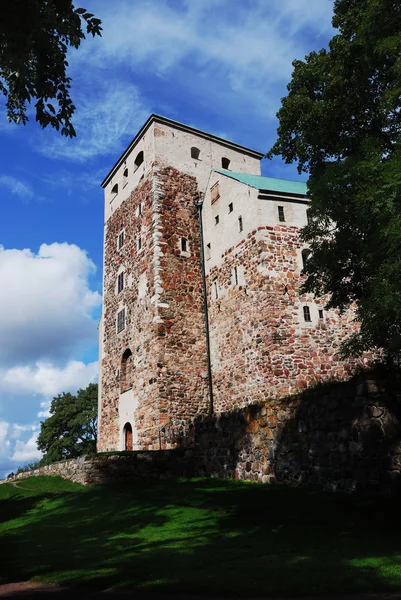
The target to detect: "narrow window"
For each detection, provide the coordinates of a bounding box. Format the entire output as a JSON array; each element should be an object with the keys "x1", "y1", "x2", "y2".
[
  {"x1": 138, "y1": 237, "x2": 142, "y2": 251},
  {"x1": 111, "y1": 183, "x2": 118, "y2": 199},
  {"x1": 118, "y1": 231, "x2": 124, "y2": 250},
  {"x1": 117, "y1": 308, "x2": 126, "y2": 333},
  {"x1": 228, "y1": 202, "x2": 233, "y2": 213},
  {"x1": 303, "y1": 306, "x2": 311, "y2": 322},
  {"x1": 134, "y1": 150, "x2": 144, "y2": 171},
  {"x1": 238, "y1": 215, "x2": 243, "y2": 232},
  {"x1": 214, "y1": 281, "x2": 218, "y2": 299},
  {"x1": 318, "y1": 309, "x2": 324, "y2": 319},
  {"x1": 191, "y1": 146, "x2": 200, "y2": 160},
  {"x1": 278, "y1": 206, "x2": 285, "y2": 222},
  {"x1": 120, "y1": 348, "x2": 132, "y2": 392},
  {"x1": 221, "y1": 157, "x2": 230, "y2": 169},
  {"x1": 215, "y1": 215, "x2": 219, "y2": 226},
  {"x1": 138, "y1": 202, "x2": 142, "y2": 216},
  {"x1": 307, "y1": 209, "x2": 312, "y2": 225},
  {"x1": 301, "y1": 249, "x2": 311, "y2": 271},
  {"x1": 211, "y1": 182, "x2": 220, "y2": 204},
  {"x1": 181, "y1": 237, "x2": 187, "y2": 252},
  {"x1": 117, "y1": 272, "x2": 124, "y2": 294},
  {"x1": 234, "y1": 266, "x2": 238, "y2": 285},
  {"x1": 123, "y1": 168, "x2": 128, "y2": 187},
  {"x1": 206, "y1": 243, "x2": 211, "y2": 260}
]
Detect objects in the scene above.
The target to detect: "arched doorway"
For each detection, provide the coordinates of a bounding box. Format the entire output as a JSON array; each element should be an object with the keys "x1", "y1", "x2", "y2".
[{"x1": 124, "y1": 422, "x2": 133, "y2": 451}]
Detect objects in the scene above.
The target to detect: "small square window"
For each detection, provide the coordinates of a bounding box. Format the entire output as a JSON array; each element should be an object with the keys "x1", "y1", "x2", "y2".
[
  {"x1": 215, "y1": 215, "x2": 219, "y2": 226},
  {"x1": 181, "y1": 237, "x2": 187, "y2": 252},
  {"x1": 318, "y1": 309, "x2": 324, "y2": 319},
  {"x1": 228, "y1": 203, "x2": 233, "y2": 213},
  {"x1": 118, "y1": 231, "x2": 124, "y2": 250},
  {"x1": 117, "y1": 272, "x2": 124, "y2": 294},
  {"x1": 303, "y1": 306, "x2": 311, "y2": 322},
  {"x1": 211, "y1": 182, "x2": 220, "y2": 204},
  {"x1": 138, "y1": 237, "x2": 142, "y2": 251},
  {"x1": 206, "y1": 243, "x2": 211, "y2": 260},
  {"x1": 238, "y1": 215, "x2": 243, "y2": 232},
  {"x1": 278, "y1": 206, "x2": 285, "y2": 222},
  {"x1": 117, "y1": 308, "x2": 126, "y2": 333}
]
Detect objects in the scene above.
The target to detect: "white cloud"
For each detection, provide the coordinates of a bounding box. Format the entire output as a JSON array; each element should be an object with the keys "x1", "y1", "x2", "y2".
[
  {"x1": 0, "y1": 243, "x2": 101, "y2": 365},
  {"x1": 1, "y1": 360, "x2": 98, "y2": 399},
  {"x1": 0, "y1": 175, "x2": 34, "y2": 199},
  {"x1": 41, "y1": 82, "x2": 150, "y2": 162},
  {"x1": 77, "y1": 0, "x2": 334, "y2": 118},
  {"x1": 0, "y1": 421, "x2": 10, "y2": 451},
  {"x1": 11, "y1": 432, "x2": 42, "y2": 463}
]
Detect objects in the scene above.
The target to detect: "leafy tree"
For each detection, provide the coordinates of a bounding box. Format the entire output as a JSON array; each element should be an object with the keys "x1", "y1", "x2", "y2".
[
  {"x1": 0, "y1": 1, "x2": 102, "y2": 137},
  {"x1": 37, "y1": 383, "x2": 98, "y2": 465},
  {"x1": 269, "y1": 0, "x2": 401, "y2": 362}
]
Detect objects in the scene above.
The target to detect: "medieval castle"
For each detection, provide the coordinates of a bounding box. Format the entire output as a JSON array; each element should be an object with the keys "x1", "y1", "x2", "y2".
[{"x1": 97, "y1": 115, "x2": 358, "y2": 453}]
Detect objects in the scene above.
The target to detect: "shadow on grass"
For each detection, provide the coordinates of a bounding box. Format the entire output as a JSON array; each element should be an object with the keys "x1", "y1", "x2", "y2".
[{"x1": 2, "y1": 477, "x2": 401, "y2": 597}]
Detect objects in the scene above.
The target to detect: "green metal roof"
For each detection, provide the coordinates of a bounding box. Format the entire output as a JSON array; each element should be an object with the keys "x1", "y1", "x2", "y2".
[{"x1": 214, "y1": 169, "x2": 308, "y2": 196}]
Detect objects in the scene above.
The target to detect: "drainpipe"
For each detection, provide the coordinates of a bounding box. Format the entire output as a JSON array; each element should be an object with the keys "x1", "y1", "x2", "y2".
[{"x1": 196, "y1": 189, "x2": 214, "y2": 415}]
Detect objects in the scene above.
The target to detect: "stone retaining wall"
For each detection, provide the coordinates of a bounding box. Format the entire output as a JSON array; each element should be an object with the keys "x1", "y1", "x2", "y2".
[
  {"x1": 12, "y1": 450, "x2": 194, "y2": 486},
  {"x1": 9, "y1": 372, "x2": 401, "y2": 496}
]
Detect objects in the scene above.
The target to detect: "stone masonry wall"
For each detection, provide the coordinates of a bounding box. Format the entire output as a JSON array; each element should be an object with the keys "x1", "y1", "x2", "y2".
[
  {"x1": 100, "y1": 172, "x2": 163, "y2": 450},
  {"x1": 207, "y1": 225, "x2": 370, "y2": 413},
  {"x1": 153, "y1": 166, "x2": 209, "y2": 427},
  {"x1": 100, "y1": 165, "x2": 210, "y2": 452},
  {"x1": 12, "y1": 451, "x2": 194, "y2": 486},
  {"x1": 184, "y1": 371, "x2": 401, "y2": 495},
  {"x1": 9, "y1": 372, "x2": 401, "y2": 496}
]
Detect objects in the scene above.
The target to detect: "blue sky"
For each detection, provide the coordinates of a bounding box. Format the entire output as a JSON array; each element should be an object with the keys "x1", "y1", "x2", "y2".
[{"x1": 0, "y1": 0, "x2": 335, "y2": 476}]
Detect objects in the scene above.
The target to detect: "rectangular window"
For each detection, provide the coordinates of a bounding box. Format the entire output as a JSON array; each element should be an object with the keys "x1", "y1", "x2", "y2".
[
  {"x1": 318, "y1": 309, "x2": 324, "y2": 319},
  {"x1": 215, "y1": 215, "x2": 219, "y2": 226},
  {"x1": 206, "y1": 243, "x2": 211, "y2": 260},
  {"x1": 117, "y1": 272, "x2": 124, "y2": 294},
  {"x1": 278, "y1": 206, "x2": 285, "y2": 222},
  {"x1": 303, "y1": 306, "x2": 311, "y2": 322},
  {"x1": 138, "y1": 202, "x2": 142, "y2": 216},
  {"x1": 234, "y1": 266, "x2": 238, "y2": 285},
  {"x1": 211, "y1": 182, "x2": 220, "y2": 204},
  {"x1": 238, "y1": 215, "x2": 243, "y2": 232},
  {"x1": 307, "y1": 209, "x2": 312, "y2": 225},
  {"x1": 118, "y1": 231, "x2": 124, "y2": 250},
  {"x1": 228, "y1": 202, "x2": 233, "y2": 213},
  {"x1": 117, "y1": 308, "x2": 126, "y2": 333},
  {"x1": 213, "y1": 281, "x2": 218, "y2": 299},
  {"x1": 138, "y1": 237, "x2": 142, "y2": 251},
  {"x1": 181, "y1": 237, "x2": 187, "y2": 252}
]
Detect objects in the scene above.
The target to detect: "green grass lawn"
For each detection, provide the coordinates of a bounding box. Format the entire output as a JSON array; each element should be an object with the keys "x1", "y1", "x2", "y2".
[{"x1": 1, "y1": 476, "x2": 401, "y2": 596}]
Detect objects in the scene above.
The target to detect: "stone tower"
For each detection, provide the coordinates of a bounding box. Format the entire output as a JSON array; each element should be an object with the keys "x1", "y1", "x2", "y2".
[{"x1": 97, "y1": 115, "x2": 263, "y2": 451}]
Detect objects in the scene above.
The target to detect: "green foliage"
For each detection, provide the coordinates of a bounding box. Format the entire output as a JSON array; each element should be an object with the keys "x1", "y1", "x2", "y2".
[
  {"x1": 2, "y1": 478, "x2": 401, "y2": 595},
  {"x1": 0, "y1": 1, "x2": 102, "y2": 137},
  {"x1": 37, "y1": 383, "x2": 98, "y2": 465},
  {"x1": 269, "y1": 0, "x2": 401, "y2": 362}
]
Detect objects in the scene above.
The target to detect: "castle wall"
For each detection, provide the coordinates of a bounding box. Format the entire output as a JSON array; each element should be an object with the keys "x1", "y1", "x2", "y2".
[
  {"x1": 152, "y1": 166, "x2": 210, "y2": 430},
  {"x1": 205, "y1": 224, "x2": 364, "y2": 413},
  {"x1": 153, "y1": 121, "x2": 261, "y2": 192},
  {"x1": 99, "y1": 173, "x2": 163, "y2": 451},
  {"x1": 104, "y1": 122, "x2": 155, "y2": 222}
]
